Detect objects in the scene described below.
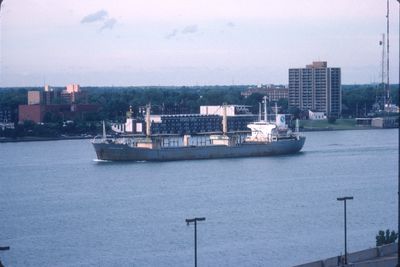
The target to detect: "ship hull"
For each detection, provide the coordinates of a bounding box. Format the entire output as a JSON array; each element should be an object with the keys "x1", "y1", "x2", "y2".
[{"x1": 92, "y1": 137, "x2": 306, "y2": 161}]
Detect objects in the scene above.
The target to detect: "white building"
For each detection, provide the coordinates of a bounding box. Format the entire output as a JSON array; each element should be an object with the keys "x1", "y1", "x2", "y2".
[{"x1": 308, "y1": 110, "x2": 326, "y2": 120}]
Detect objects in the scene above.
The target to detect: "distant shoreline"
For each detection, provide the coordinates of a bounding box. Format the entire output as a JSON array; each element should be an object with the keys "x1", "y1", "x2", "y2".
[
  {"x1": 0, "y1": 136, "x2": 93, "y2": 143},
  {"x1": 0, "y1": 127, "x2": 395, "y2": 143},
  {"x1": 300, "y1": 126, "x2": 383, "y2": 132}
]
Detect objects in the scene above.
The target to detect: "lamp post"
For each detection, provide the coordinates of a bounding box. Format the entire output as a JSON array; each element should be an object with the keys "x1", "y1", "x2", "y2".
[
  {"x1": 337, "y1": 196, "x2": 353, "y2": 265},
  {"x1": 186, "y1": 217, "x2": 206, "y2": 267},
  {"x1": 397, "y1": 3, "x2": 400, "y2": 267},
  {"x1": 386, "y1": 1, "x2": 400, "y2": 265}
]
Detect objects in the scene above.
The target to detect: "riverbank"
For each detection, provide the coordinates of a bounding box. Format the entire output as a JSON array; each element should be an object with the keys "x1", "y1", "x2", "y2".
[
  {"x1": 294, "y1": 242, "x2": 397, "y2": 267},
  {"x1": 301, "y1": 127, "x2": 379, "y2": 132},
  {"x1": 300, "y1": 119, "x2": 356, "y2": 130},
  {"x1": 300, "y1": 118, "x2": 399, "y2": 131},
  {"x1": 0, "y1": 136, "x2": 93, "y2": 143}
]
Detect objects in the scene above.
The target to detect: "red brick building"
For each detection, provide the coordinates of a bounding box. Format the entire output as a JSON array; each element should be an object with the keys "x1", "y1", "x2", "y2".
[
  {"x1": 19, "y1": 85, "x2": 101, "y2": 123},
  {"x1": 19, "y1": 104, "x2": 101, "y2": 123},
  {"x1": 19, "y1": 105, "x2": 44, "y2": 123},
  {"x1": 241, "y1": 85, "x2": 288, "y2": 101}
]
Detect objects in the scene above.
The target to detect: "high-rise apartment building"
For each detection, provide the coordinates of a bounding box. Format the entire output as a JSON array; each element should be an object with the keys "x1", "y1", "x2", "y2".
[{"x1": 289, "y1": 61, "x2": 341, "y2": 117}]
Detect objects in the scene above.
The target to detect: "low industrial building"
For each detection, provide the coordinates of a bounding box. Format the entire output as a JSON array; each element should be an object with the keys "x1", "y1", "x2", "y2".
[
  {"x1": 114, "y1": 114, "x2": 258, "y2": 135},
  {"x1": 308, "y1": 110, "x2": 326, "y2": 120},
  {"x1": 149, "y1": 114, "x2": 222, "y2": 134},
  {"x1": 19, "y1": 104, "x2": 101, "y2": 123},
  {"x1": 371, "y1": 117, "x2": 398, "y2": 128},
  {"x1": 112, "y1": 105, "x2": 259, "y2": 135},
  {"x1": 149, "y1": 105, "x2": 257, "y2": 135}
]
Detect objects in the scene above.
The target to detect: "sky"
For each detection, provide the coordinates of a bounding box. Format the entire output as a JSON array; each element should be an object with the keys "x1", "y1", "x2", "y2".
[{"x1": 0, "y1": 0, "x2": 399, "y2": 87}]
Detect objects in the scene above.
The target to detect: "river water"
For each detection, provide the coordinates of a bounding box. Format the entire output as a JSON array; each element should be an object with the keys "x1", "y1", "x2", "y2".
[{"x1": 0, "y1": 129, "x2": 398, "y2": 266}]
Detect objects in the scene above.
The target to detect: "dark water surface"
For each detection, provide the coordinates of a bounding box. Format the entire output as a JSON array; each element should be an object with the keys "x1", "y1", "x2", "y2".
[{"x1": 0, "y1": 129, "x2": 398, "y2": 266}]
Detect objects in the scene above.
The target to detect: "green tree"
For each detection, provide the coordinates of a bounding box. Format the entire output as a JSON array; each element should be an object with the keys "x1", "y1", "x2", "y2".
[
  {"x1": 376, "y1": 229, "x2": 398, "y2": 246},
  {"x1": 327, "y1": 116, "x2": 337, "y2": 124},
  {"x1": 277, "y1": 98, "x2": 288, "y2": 113},
  {"x1": 288, "y1": 107, "x2": 301, "y2": 119}
]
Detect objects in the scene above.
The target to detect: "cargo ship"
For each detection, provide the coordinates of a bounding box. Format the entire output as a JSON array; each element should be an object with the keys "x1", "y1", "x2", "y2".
[{"x1": 92, "y1": 102, "x2": 305, "y2": 161}]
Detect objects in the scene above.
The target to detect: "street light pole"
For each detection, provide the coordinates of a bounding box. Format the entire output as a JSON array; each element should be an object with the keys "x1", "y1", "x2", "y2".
[
  {"x1": 397, "y1": 3, "x2": 400, "y2": 267},
  {"x1": 186, "y1": 217, "x2": 206, "y2": 267},
  {"x1": 396, "y1": 1, "x2": 400, "y2": 266},
  {"x1": 337, "y1": 196, "x2": 353, "y2": 265}
]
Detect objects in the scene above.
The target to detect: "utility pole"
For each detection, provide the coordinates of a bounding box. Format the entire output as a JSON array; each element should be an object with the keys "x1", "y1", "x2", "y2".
[
  {"x1": 380, "y1": 33, "x2": 386, "y2": 109},
  {"x1": 337, "y1": 196, "x2": 353, "y2": 265},
  {"x1": 386, "y1": 0, "x2": 391, "y2": 106},
  {"x1": 397, "y1": 1, "x2": 400, "y2": 266},
  {"x1": 186, "y1": 217, "x2": 206, "y2": 267}
]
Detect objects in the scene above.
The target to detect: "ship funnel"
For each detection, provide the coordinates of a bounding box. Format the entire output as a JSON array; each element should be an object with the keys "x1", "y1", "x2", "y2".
[
  {"x1": 276, "y1": 114, "x2": 286, "y2": 128},
  {"x1": 146, "y1": 104, "x2": 151, "y2": 137},
  {"x1": 222, "y1": 104, "x2": 227, "y2": 135}
]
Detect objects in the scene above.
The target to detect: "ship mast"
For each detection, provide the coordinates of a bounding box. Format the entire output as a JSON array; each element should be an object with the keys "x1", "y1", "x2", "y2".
[
  {"x1": 146, "y1": 104, "x2": 151, "y2": 137},
  {"x1": 263, "y1": 96, "x2": 267, "y2": 122},
  {"x1": 222, "y1": 104, "x2": 227, "y2": 135},
  {"x1": 102, "y1": 120, "x2": 106, "y2": 140}
]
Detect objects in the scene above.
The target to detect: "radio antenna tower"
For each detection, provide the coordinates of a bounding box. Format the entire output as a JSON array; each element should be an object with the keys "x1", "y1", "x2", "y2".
[
  {"x1": 385, "y1": 0, "x2": 391, "y2": 107},
  {"x1": 380, "y1": 34, "x2": 386, "y2": 109}
]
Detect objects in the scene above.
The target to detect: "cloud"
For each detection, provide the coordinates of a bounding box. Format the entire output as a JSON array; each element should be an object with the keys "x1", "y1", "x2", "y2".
[
  {"x1": 165, "y1": 25, "x2": 199, "y2": 40},
  {"x1": 100, "y1": 18, "x2": 117, "y2": 31},
  {"x1": 227, "y1": 22, "x2": 235, "y2": 27},
  {"x1": 81, "y1": 10, "x2": 108, "y2": 23},
  {"x1": 181, "y1": 24, "x2": 198, "y2": 34},
  {"x1": 81, "y1": 9, "x2": 117, "y2": 32},
  {"x1": 165, "y1": 29, "x2": 178, "y2": 39}
]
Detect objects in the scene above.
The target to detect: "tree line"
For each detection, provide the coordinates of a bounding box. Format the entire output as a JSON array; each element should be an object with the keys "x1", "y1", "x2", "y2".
[{"x1": 0, "y1": 84, "x2": 398, "y2": 124}]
